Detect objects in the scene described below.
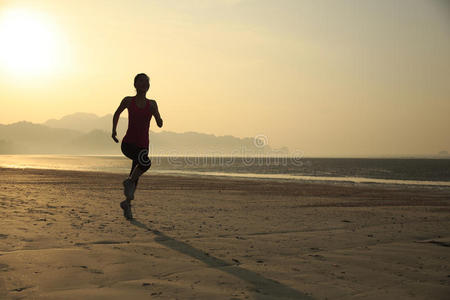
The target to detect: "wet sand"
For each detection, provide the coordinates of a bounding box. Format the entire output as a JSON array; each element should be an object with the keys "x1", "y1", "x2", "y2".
[{"x1": 0, "y1": 167, "x2": 449, "y2": 299}]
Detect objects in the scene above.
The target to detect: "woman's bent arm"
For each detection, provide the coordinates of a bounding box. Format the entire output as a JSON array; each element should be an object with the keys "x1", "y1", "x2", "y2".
[
  {"x1": 152, "y1": 100, "x2": 163, "y2": 128},
  {"x1": 112, "y1": 97, "x2": 129, "y2": 142}
]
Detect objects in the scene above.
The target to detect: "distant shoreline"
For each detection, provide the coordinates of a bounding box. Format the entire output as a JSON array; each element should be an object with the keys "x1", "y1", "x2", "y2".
[
  {"x1": 1, "y1": 153, "x2": 450, "y2": 159},
  {"x1": 1, "y1": 166, "x2": 449, "y2": 189}
]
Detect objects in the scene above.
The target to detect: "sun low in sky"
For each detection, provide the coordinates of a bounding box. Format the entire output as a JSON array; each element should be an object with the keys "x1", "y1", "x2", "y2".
[
  {"x1": 0, "y1": 7, "x2": 69, "y2": 77},
  {"x1": 0, "y1": 0, "x2": 449, "y2": 157}
]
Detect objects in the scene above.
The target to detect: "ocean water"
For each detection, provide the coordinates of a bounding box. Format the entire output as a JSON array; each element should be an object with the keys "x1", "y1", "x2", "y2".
[{"x1": 0, "y1": 155, "x2": 449, "y2": 187}]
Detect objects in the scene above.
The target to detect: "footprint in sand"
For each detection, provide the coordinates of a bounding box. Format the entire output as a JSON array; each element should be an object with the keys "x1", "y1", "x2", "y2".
[
  {"x1": 74, "y1": 265, "x2": 104, "y2": 274},
  {"x1": 10, "y1": 286, "x2": 33, "y2": 292},
  {"x1": 0, "y1": 263, "x2": 9, "y2": 272}
]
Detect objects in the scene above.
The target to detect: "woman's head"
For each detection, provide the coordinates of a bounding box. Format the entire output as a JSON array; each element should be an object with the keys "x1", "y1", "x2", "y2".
[{"x1": 134, "y1": 73, "x2": 150, "y2": 93}]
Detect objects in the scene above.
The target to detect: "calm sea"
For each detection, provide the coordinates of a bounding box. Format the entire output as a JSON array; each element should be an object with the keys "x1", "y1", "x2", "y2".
[{"x1": 0, "y1": 155, "x2": 449, "y2": 187}]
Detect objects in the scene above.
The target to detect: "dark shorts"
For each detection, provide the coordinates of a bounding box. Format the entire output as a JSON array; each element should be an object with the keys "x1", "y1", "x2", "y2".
[{"x1": 121, "y1": 141, "x2": 151, "y2": 176}]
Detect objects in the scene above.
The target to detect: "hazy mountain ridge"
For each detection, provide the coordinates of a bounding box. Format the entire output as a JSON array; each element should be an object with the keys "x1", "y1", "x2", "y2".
[
  {"x1": 0, "y1": 121, "x2": 82, "y2": 154},
  {"x1": 44, "y1": 112, "x2": 129, "y2": 136},
  {"x1": 0, "y1": 113, "x2": 289, "y2": 155}
]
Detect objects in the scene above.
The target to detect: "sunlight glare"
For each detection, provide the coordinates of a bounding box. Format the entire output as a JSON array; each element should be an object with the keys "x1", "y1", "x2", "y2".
[{"x1": 0, "y1": 8, "x2": 65, "y2": 76}]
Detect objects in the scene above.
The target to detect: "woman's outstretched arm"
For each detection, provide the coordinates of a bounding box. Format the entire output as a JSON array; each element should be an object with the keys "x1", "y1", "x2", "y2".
[
  {"x1": 112, "y1": 97, "x2": 129, "y2": 143},
  {"x1": 152, "y1": 100, "x2": 163, "y2": 128}
]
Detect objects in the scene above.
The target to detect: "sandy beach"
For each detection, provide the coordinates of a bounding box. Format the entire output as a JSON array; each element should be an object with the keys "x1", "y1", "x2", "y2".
[{"x1": 0, "y1": 167, "x2": 449, "y2": 299}]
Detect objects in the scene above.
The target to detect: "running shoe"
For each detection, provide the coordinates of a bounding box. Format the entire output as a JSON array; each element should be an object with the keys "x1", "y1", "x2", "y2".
[
  {"x1": 120, "y1": 200, "x2": 133, "y2": 220},
  {"x1": 122, "y1": 178, "x2": 136, "y2": 200}
]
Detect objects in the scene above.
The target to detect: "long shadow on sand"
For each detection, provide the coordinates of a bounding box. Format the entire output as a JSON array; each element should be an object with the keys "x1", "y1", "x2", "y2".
[{"x1": 131, "y1": 219, "x2": 312, "y2": 300}]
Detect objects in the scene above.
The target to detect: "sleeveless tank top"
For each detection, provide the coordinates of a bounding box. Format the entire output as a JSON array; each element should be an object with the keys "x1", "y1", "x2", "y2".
[{"x1": 122, "y1": 97, "x2": 152, "y2": 148}]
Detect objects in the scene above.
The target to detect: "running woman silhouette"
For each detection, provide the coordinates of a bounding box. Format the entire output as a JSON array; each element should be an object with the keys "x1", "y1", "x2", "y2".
[{"x1": 112, "y1": 73, "x2": 163, "y2": 219}]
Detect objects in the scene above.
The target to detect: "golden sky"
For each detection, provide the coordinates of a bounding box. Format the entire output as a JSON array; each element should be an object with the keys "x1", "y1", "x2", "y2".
[{"x1": 0, "y1": 0, "x2": 449, "y2": 157}]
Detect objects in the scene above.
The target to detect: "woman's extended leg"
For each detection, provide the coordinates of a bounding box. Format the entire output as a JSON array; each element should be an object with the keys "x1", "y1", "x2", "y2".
[
  {"x1": 129, "y1": 148, "x2": 151, "y2": 187},
  {"x1": 121, "y1": 142, "x2": 151, "y2": 195},
  {"x1": 130, "y1": 163, "x2": 144, "y2": 184},
  {"x1": 129, "y1": 160, "x2": 140, "y2": 188}
]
